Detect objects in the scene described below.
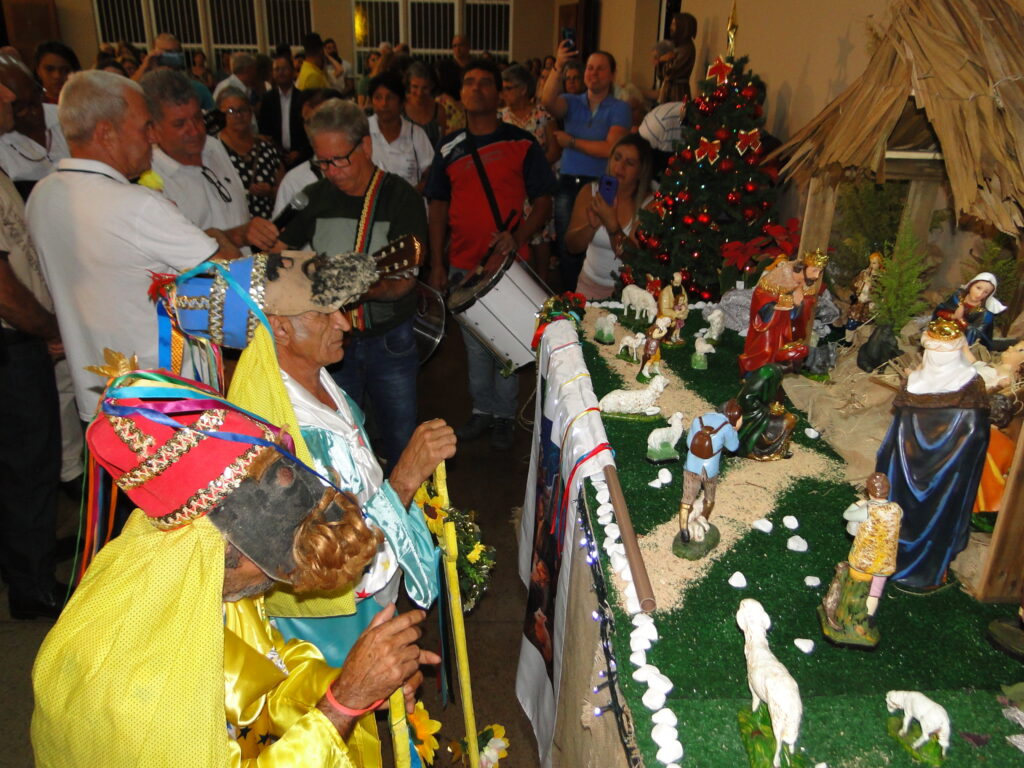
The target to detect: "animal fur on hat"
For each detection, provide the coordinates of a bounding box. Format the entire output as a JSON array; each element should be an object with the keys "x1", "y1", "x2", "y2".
[{"x1": 264, "y1": 251, "x2": 378, "y2": 316}]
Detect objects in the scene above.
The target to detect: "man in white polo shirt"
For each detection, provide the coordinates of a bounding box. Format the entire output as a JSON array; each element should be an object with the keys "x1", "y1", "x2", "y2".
[
  {"x1": 26, "y1": 70, "x2": 239, "y2": 421},
  {"x1": 142, "y1": 69, "x2": 278, "y2": 251}
]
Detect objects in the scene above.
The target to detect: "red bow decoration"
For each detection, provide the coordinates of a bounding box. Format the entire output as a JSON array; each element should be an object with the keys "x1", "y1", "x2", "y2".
[
  {"x1": 736, "y1": 128, "x2": 762, "y2": 155},
  {"x1": 706, "y1": 56, "x2": 733, "y2": 86},
  {"x1": 695, "y1": 137, "x2": 722, "y2": 164}
]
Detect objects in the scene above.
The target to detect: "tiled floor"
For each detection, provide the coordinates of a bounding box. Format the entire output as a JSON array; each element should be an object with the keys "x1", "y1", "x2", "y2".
[{"x1": 0, "y1": 327, "x2": 541, "y2": 768}]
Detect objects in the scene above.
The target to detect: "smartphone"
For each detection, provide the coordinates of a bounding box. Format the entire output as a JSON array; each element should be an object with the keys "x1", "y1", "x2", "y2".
[
  {"x1": 598, "y1": 174, "x2": 618, "y2": 205},
  {"x1": 157, "y1": 51, "x2": 186, "y2": 70},
  {"x1": 561, "y1": 27, "x2": 577, "y2": 50}
]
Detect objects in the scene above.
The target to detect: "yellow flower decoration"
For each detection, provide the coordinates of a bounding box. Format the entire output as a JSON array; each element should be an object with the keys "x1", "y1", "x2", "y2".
[
  {"x1": 479, "y1": 723, "x2": 509, "y2": 768},
  {"x1": 408, "y1": 701, "x2": 441, "y2": 765},
  {"x1": 467, "y1": 542, "x2": 485, "y2": 564},
  {"x1": 137, "y1": 170, "x2": 164, "y2": 191}
]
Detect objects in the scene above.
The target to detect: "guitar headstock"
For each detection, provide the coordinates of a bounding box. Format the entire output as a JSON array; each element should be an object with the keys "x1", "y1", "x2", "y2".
[{"x1": 371, "y1": 235, "x2": 424, "y2": 280}]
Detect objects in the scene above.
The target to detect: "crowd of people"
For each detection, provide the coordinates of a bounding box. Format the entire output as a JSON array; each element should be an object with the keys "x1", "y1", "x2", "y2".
[{"x1": 0, "y1": 18, "x2": 703, "y2": 766}]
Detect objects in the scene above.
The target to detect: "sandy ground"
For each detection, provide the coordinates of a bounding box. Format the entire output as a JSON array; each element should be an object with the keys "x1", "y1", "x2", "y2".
[{"x1": 583, "y1": 307, "x2": 844, "y2": 612}]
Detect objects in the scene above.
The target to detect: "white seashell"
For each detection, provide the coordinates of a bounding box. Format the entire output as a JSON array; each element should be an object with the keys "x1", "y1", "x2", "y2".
[
  {"x1": 626, "y1": 594, "x2": 642, "y2": 614},
  {"x1": 629, "y1": 650, "x2": 646, "y2": 667},
  {"x1": 658, "y1": 468, "x2": 672, "y2": 484},
  {"x1": 783, "y1": 515, "x2": 799, "y2": 530},
  {"x1": 630, "y1": 635, "x2": 652, "y2": 652},
  {"x1": 794, "y1": 638, "x2": 815, "y2": 654},
  {"x1": 787, "y1": 535, "x2": 808, "y2": 552},
  {"x1": 645, "y1": 406, "x2": 661, "y2": 416},
  {"x1": 605, "y1": 523, "x2": 621, "y2": 540},
  {"x1": 624, "y1": 583, "x2": 638, "y2": 600},
  {"x1": 814, "y1": 763, "x2": 828, "y2": 768},
  {"x1": 651, "y1": 722, "x2": 678, "y2": 747},
  {"x1": 633, "y1": 622, "x2": 658, "y2": 643},
  {"x1": 805, "y1": 427, "x2": 820, "y2": 439},
  {"x1": 610, "y1": 551, "x2": 628, "y2": 573},
  {"x1": 642, "y1": 687, "x2": 666, "y2": 711},
  {"x1": 632, "y1": 664, "x2": 656, "y2": 682},
  {"x1": 597, "y1": 513, "x2": 613, "y2": 526},
  {"x1": 751, "y1": 518, "x2": 773, "y2": 534},
  {"x1": 728, "y1": 571, "x2": 747, "y2": 588},
  {"x1": 805, "y1": 576, "x2": 821, "y2": 588},
  {"x1": 608, "y1": 542, "x2": 626, "y2": 557},
  {"x1": 648, "y1": 479, "x2": 664, "y2": 489},
  {"x1": 656, "y1": 740, "x2": 684, "y2": 764},
  {"x1": 619, "y1": 567, "x2": 634, "y2": 582},
  {"x1": 596, "y1": 488, "x2": 611, "y2": 504},
  {"x1": 648, "y1": 672, "x2": 674, "y2": 695},
  {"x1": 652, "y1": 708, "x2": 677, "y2": 726},
  {"x1": 596, "y1": 502, "x2": 614, "y2": 517},
  {"x1": 632, "y1": 613, "x2": 654, "y2": 627}
]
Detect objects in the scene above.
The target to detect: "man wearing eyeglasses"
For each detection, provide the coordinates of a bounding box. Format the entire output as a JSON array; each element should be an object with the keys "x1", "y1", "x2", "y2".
[
  {"x1": 143, "y1": 70, "x2": 278, "y2": 252},
  {"x1": 273, "y1": 98, "x2": 425, "y2": 470}
]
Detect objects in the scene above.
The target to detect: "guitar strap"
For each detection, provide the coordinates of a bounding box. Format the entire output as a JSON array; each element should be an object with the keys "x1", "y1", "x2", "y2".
[{"x1": 348, "y1": 168, "x2": 386, "y2": 332}]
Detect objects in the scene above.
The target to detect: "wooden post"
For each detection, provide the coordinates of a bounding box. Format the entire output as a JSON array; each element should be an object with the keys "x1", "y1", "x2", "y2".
[{"x1": 799, "y1": 174, "x2": 840, "y2": 253}]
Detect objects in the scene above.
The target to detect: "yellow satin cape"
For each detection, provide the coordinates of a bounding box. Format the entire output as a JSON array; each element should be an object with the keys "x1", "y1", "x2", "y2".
[{"x1": 227, "y1": 323, "x2": 356, "y2": 618}]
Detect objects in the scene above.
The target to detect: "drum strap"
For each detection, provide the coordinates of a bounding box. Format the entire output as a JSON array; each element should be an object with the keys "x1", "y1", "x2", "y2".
[
  {"x1": 467, "y1": 135, "x2": 511, "y2": 233},
  {"x1": 348, "y1": 168, "x2": 386, "y2": 331}
]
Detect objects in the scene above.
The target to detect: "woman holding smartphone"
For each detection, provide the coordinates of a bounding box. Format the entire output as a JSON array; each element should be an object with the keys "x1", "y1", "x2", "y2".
[{"x1": 566, "y1": 134, "x2": 653, "y2": 299}]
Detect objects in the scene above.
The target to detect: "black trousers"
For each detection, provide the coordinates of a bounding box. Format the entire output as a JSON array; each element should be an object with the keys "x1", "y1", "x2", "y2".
[{"x1": 0, "y1": 336, "x2": 59, "y2": 599}]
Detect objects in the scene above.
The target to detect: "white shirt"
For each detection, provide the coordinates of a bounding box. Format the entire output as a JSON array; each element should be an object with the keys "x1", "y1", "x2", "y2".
[
  {"x1": 272, "y1": 161, "x2": 318, "y2": 219},
  {"x1": 278, "y1": 87, "x2": 293, "y2": 151},
  {"x1": 151, "y1": 139, "x2": 249, "y2": 231},
  {"x1": 368, "y1": 115, "x2": 434, "y2": 189},
  {"x1": 26, "y1": 158, "x2": 218, "y2": 419},
  {"x1": 0, "y1": 104, "x2": 70, "y2": 183}
]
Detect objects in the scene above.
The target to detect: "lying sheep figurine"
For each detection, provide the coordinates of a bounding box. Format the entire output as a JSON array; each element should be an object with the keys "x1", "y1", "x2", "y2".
[
  {"x1": 736, "y1": 599, "x2": 803, "y2": 768},
  {"x1": 599, "y1": 375, "x2": 668, "y2": 415},
  {"x1": 885, "y1": 690, "x2": 950, "y2": 757}
]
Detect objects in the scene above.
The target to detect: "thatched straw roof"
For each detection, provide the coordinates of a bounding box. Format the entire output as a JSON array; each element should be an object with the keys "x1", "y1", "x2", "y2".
[{"x1": 773, "y1": 0, "x2": 1024, "y2": 235}]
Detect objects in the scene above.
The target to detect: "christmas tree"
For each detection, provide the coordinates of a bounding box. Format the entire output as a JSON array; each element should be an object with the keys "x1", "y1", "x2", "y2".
[{"x1": 628, "y1": 56, "x2": 783, "y2": 300}]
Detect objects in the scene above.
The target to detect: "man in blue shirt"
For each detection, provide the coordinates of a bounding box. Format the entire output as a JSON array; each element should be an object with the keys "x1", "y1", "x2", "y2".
[
  {"x1": 540, "y1": 40, "x2": 631, "y2": 290},
  {"x1": 679, "y1": 400, "x2": 742, "y2": 544}
]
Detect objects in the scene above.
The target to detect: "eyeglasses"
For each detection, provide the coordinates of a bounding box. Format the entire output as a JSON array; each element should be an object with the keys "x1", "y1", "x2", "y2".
[
  {"x1": 201, "y1": 166, "x2": 233, "y2": 203},
  {"x1": 313, "y1": 142, "x2": 362, "y2": 171},
  {"x1": 223, "y1": 106, "x2": 252, "y2": 116}
]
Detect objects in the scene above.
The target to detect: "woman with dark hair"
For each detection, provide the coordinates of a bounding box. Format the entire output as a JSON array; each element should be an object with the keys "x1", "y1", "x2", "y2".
[
  {"x1": 189, "y1": 50, "x2": 215, "y2": 89},
  {"x1": 565, "y1": 133, "x2": 653, "y2": 299},
  {"x1": 34, "y1": 41, "x2": 81, "y2": 104},
  {"x1": 217, "y1": 86, "x2": 284, "y2": 219},
  {"x1": 403, "y1": 61, "x2": 445, "y2": 145},
  {"x1": 659, "y1": 12, "x2": 697, "y2": 103}
]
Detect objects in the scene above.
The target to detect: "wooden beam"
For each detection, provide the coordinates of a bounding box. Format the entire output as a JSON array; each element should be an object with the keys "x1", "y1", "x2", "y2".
[{"x1": 799, "y1": 174, "x2": 839, "y2": 253}]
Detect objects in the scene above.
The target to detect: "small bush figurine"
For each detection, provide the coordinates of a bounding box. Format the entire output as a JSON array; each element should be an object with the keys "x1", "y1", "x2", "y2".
[{"x1": 818, "y1": 472, "x2": 901, "y2": 648}]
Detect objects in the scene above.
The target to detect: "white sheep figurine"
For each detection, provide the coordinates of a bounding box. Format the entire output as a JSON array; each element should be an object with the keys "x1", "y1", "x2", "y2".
[
  {"x1": 885, "y1": 690, "x2": 951, "y2": 757},
  {"x1": 736, "y1": 599, "x2": 803, "y2": 768},
  {"x1": 599, "y1": 375, "x2": 668, "y2": 415},
  {"x1": 694, "y1": 337, "x2": 717, "y2": 356},
  {"x1": 706, "y1": 308, "x2": 726, "y2": 342},
  {"x1": 621, "y1": 284, "x2": 658, "y2": 323},
  {"x1": 646, "y1": 411, "x2": 686, "y2": 460},
  {"x1": 594, "y1": 312, "x2": 618, "y2": 344},
  {"x1": 617, "y1": 332, "x2": 645, "y2": 362}
]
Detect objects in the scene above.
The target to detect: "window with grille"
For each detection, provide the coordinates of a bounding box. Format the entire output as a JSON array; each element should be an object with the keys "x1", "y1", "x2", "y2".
[{"x1": 93, "y1": 0, "x2": 311, "y2": 55}]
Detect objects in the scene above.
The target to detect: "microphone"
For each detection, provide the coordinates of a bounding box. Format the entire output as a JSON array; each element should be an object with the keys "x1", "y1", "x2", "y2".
[{"x1": 272, "y1": 191, "x2": 310, "y2": 231}]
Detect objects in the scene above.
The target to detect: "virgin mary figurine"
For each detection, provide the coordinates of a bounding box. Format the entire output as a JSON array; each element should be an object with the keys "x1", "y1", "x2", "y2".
[
  {"x1": 932, "y1": 271, "x2": 1014, "y2": 351},
  {"x1": 875, "y1": 319, "x2": 990, "y2": 589}
]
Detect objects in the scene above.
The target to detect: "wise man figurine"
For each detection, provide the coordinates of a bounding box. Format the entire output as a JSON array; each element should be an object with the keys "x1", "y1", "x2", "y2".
[{"x1": 791, "y1": 248, "x2": 830, "y2": 344}]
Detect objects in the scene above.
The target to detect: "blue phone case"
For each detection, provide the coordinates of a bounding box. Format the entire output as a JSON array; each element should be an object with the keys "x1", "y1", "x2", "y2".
[{"x1": 598, "y1": 175, "x2": 618, "y2": 205}]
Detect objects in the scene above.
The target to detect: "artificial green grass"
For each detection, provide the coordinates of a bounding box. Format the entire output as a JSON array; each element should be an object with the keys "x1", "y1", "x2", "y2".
[{"x1": 580, "y1": 313, "x2": 1023, "y2": 767}]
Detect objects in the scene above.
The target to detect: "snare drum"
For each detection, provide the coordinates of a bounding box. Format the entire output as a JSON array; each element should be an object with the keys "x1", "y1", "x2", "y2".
[{"x1": 448, "y1": 253, "x2": 552, "y2": 369}]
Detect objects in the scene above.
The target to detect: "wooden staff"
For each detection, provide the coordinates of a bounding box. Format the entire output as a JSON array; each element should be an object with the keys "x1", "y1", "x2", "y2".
[{"x1": 603, "y1": 464, "x2": 657, "y2": 612}]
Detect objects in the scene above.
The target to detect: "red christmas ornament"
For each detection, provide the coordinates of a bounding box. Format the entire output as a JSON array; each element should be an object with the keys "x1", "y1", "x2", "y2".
[
  {"x1": 677, "y1": 190, "x2": 691, "y2": 203},
  {"x1": 727, "y1": 190, "x2": 741, "y2": 204},
  {"x1": 700, "y1": 290, "x2": 712, "y2": 300},
  {"x1": 744, "y1": 181, "x2": 758, "y2": 193},
  {"x1": 760, "y1": 200, "x2": 771, "y2": 210},
  {"x1": 682, "y1": 214, "x2": 696, "y2": 226},
  {"x1": 646, "y1": 277, "x2": 663, "y2": 296},
  {"x1": 706, "y1": 56, "x2": 734, "y2": 85},
  {"x1": 649, "y1": 237, "x2": 662, "y2": 250},
  {"x1": 667, "y1": 155, "x2": 678, "y2": 169},
  {"x1": 655, "y1": 252, "x2": 670, "y2": 264},
  {"x1": 680, "y1": 148, "x2": 694, "y2": 162},
  {"x1": 743, "y1": 207, "x2": 757, "y2": 220},
  {"x1": 713, "y1": 86, "x2": 728, "y2": 101},
  {"x1": 698, "y1": 100, "x2": 714, "y2": 114},
  {"x1": 741, "y1": 85, "x2": 757, "y2": 100},
  {"x1": 697, "y1": 212, "x2": 711, "y2": 225},
  {"x1": 714, "y1": 127, "x2": 730, "y2": 141},
  {"x1": 620, "y1": 266, "x2": 635, "y2": 285},
  {"x1": 718, "y1": 158, "x2": 735, "y2": 173},
  {"x1": 679, "y1": 269, "x2": 690, "y2": 282}
]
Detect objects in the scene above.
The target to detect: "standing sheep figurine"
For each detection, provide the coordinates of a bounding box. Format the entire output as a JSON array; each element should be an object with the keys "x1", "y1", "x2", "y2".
[
  {"x1": 594, "y1": 312, "x2": 618, "y2": 345},
  {"x1": 622, "y1": 284, "x2": 658, "y2": 323},
  {"x1": 736, "y1": 599, "x2": 803, "y2": 768},
  {"x1": 885, "y1": 690, "x2": 951, "y2": 758}
]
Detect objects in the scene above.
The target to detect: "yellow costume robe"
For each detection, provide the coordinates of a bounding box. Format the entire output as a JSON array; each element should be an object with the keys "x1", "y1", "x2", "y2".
[{"x1": 32, "y1": 510, "x2": 361, "y2": 767}]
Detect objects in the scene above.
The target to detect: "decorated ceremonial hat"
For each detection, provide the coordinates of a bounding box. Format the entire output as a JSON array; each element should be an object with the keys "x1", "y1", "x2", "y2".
[
  {"x1": 86, "y1": 371, "x2": 350, "y2": 582},
  {"x1": 167, "y1": 250, "x2": 378, "y2": 349},
  {"x1": 802, "y1": 249, "x2": 829, "y2": 268}
]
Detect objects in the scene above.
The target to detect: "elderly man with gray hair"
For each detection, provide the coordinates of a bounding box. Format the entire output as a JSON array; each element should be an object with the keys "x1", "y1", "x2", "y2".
[
  {"x1": 26, "y1": 70, "x2": 239, "y2": 424},
  {"x1": 273, "y1": 98, "x2": 425, "y2": 470},
  {"x1": 213, "y1": 50, "x2": 261, "y2": 103}
]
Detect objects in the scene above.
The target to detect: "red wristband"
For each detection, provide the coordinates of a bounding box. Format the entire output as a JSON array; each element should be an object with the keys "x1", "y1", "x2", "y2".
[{"x1": 324, "y1": 683, "x2": 386, "y2": 717}]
